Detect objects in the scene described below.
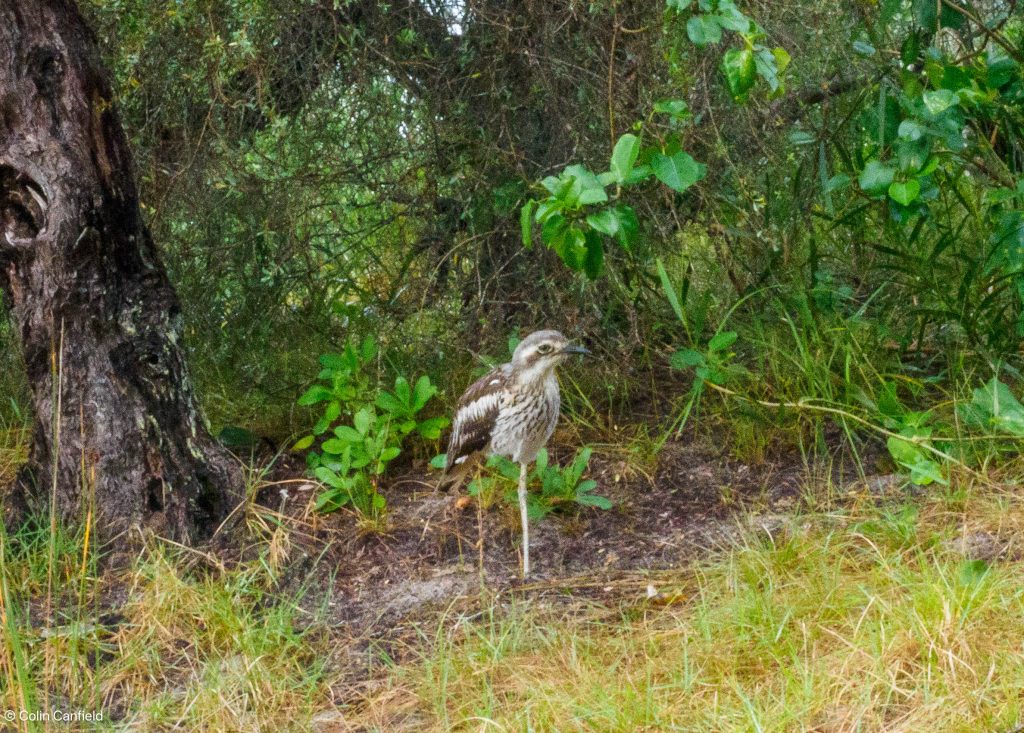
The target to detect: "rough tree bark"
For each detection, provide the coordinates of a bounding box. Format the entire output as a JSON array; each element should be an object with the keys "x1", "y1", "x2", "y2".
[{"x1": 0, "y1": 0, "x2": 241, "y2": 542}]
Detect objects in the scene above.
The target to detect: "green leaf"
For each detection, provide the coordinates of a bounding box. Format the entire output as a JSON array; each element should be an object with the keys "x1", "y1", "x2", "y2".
[
  {"x1": 651, "y1": 151, "x2": 706, "y2": 193},
  {"x1": 708, "y1": 330, "x2": 738, "y2": 351},
  {"x1": 298, "y1": 385, "x2": 332, "y2": 406},
  {"x1": 858, "y1": 159, "x2": 896, "y2": 195},
  {"x1": 886, "y1": 437, "x2": 946, "y2": 486},
  {"x1": 610, "y1": 133, "x2": 640, "y2": 183},
  {"x1": 430, "y1": 453, "x2": 448, "y2": 469},
  {"x1": 375, "y1": 392, "x2": 404, "y2": 415},
  {"x1": 653, "y1": 99, "x2": 690, "y2": 119},
  {"x1": 416, "y1": 416, "x2": 449, "y2": 440},
  {"x1": 583, "y1": 230, "x2": 605, "y2": 279},
  {"x1": 360, "y1": 335, "x2": 378, "y2": 361},
  {"x1": 565, "y1": 164, "x2": 608, "y2": 206},
  {"x1": 657, "y1": 258, "x2": 686, "y2": 325},
  {"x1": 576, "y1": 492, "x2": 613, "y2": 509},
  {"x1": 921, "y1": 89, "x2": 958, "y2": 116},
  {"x1": 542, "y1": 213, "x2": 568, "y2": 246},
  {"x1": 613, "y1": 205, "x2": 639, "y2": 249},
  {"x1": 394, "y1": 376, "x2": 412, "y2": 405},
  {"x1": 354, "y1": 408, "x2": 373, "y2": 434},
  {"x1": 960, "y1": 378, "x2": 1024, "y2": 436},
  {"x1": 291, "y1": 435, "x2": 315, "y2": 452},
  {"x1": 412, "y1": 375, "x2": 437, "y2": 410},
  {"x1": 520, "y1": 200, "x2": 536, "y2": 249},
  {"x1": 897, "y1": 119, "x2": 925, "y2": 141},
  {"x1": 666, "y1": 0, "x2": 693, "y2": 10},
  {"x1": 586, "y1": 208, "x2": 620, "y2": 238},
  {"x1": 722, "y1": 47, "x2": 756, "y2": 99},
  {"x1": 379, "y1": 446, "x2": 401, "y2": 464},
  {"x1": 320, "y1": 438, "x2": 349, "y2": 455},
  {"x1": 686, "y1": 15, "x2": 722, "y2": 45},
  {"x1": 888, "y1": 179, "x2": 921, "y2": 206},
  {"x1": 314, "y1": 466, "x2": 348, "y2": 490},
  {"x1": 670, "y1": 349, "x2": 706, "y2": 369}
]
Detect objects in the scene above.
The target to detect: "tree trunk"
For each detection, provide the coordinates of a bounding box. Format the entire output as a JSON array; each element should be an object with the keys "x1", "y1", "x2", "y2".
[{"x1": 0, "y1": 0, "x2": 241, "y2": 543}]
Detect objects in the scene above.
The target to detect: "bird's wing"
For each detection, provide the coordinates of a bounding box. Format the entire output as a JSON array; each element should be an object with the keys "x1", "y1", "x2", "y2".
[{"x1": 446, "y1": 364, "x2": 510, "y2": 469}]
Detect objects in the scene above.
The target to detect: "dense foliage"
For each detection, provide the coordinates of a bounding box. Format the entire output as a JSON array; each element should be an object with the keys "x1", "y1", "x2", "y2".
[{"x1": 1, "y1": 0, "x2": 1022, "y2": 492}]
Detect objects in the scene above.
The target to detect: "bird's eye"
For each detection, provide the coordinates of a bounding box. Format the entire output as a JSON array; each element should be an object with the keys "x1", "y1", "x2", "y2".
[{"x1": 537, "y1": 343, "x2": 553, "y2": 355}]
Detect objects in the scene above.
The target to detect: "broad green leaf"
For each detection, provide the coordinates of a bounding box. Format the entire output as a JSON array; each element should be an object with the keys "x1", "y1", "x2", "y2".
[
  {"x1": 291, "y1": 435, "x2": 315, "y2": 451},
  {"x1": 722, "y1": 47, "x2": 756, "y2": 99},
  {"x1": 912, "y1": 0, "x2": 966, "y2": 30},
  {"x1": 686, "y1": 15, "x2": 722, "y2": 45},
  {"x1": 549, "y1": 224, "x2": 588, "y2": 271},
  {"x1": 888, "y1": 179, "x2": 921, "y2": 206},
  {"x1": 353, "y1": 408, "x2": 373, "y2": 434},
  {"x1": 666, "y1": 0, "x2": 693, "y2": 10},
  {"x1": 613, "y1": 205, "x2": 640, "y2": 248},
  {"x1": 708, "y1": 330, "x2": 738, "y2": 351},
  {"x1": 789, "y1": 131, "x2": 815, "y2": 146},
  {"x1": 375, "y1": 392, "x2": 404, "y2": 415},
  {"x1": 586, "y1": 208, "x2": 620, "y2": 238},
  {"x1": 610, "y1": 133, "x2": 640, "y2": 183},
  {"x1": 858, "y1": 159, "x2": 896, "y2": 195},
  {"x1": 412, "y1": 375, "x2": 437, "y2": 410},
  {"x1": 298, "y1": 385, "x2": 332, "y2": 406},
  {"x1": 652, "y1": 151, "x2": 706, "y2": 193},
  {"x1": 897, "y1": 119, "x2": 925, "y2": 141},
  {"x1": 961, "y1": 378, "x2": 1024, "y2": 436},
  {"x1": 670, "y1": 349, "x2": 706, "y2": 369},
  {"x1": 430, "y1": 453, "x2": 447, "y2": 469},
  {"x1": 360, "y1": 335, "x2": 377, "y2": 361},
  {"x1": 417, "y1": 416, "x2": 449, "y2": 440},
  {"x1": 752, "y1": 47, "x2": 779, "y2": 92},
  {"x1": 622, "y1": 164, "x2": 653, "y2": 185},
  {"x1": 394, "y1": 376, "x2": 411, "y2": 405},
  {"x1": 565, "y1": 164, "x2": 608, "y2": 206},
  {"x1": 318, "y1": 353, "x2": 348, "y2": 370},
  {"x1": 320, "y1": 438, "x2": 349, "y2": 455},
  {"x1": 653, "y1": 99, "x2": 690, "y2": 118},
  {"x1": 922, "y1": 89, "x2": 958, "y2": 116},
  {"x1": 886, "y1": 436, "x2": 946, "y2": 486},
  {"x1": 576, "y1": 492, "x2": 613, "y2": 509},
  {"x1": 583, "y1": 230, "x2": 605, "y2": 279},
  {"x1": 825, "y1": 173, "x2": 851, "y2": 192},
  {"x1": 314, "y1": 466, "x2": 347, "y2": 490}
]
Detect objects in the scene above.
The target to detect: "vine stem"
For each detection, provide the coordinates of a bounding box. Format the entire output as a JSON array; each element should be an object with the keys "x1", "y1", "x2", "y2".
[{"x1": 700, "y1": 381, "x2": 995, "y2": 486}]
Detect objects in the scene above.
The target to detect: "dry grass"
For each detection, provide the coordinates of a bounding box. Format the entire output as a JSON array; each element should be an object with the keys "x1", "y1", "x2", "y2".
[
  {"x1": 348, "y1": 487, "x2": 1024, "y2": 732},
  {"x1": 0, "y1": 522, "x2": 344, "y2": 732},
  {"x1": 0, "y1": 425, "x2": 28, "y2": 487},
  {"x1": 3, "y1": 469, "x2": 1024, "y2": 731}
]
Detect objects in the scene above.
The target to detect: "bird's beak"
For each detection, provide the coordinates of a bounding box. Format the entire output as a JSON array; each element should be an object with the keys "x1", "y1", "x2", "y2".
[{"x1": 561, "y1": 344, "x2": 591, "y2": 356}]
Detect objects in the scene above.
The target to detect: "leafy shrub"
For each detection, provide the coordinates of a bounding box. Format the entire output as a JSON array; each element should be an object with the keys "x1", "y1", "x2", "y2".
[
  {"x1": 295, "y1": 336, "x2": 448, "y2": 517},
  {"x1": 459, "y1": 447, "x2": 612, "y2": 520}
]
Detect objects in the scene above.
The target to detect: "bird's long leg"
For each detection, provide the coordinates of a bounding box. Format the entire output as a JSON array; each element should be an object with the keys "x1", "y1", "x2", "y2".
[{"x1": 518, "y1": 461, "x2": 530, "y2": 577}]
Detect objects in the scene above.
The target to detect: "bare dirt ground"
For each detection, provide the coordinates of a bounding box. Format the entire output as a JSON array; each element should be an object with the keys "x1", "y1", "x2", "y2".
[{"x1": 239, "y1": 434, "x2": 887, "y2": 662}]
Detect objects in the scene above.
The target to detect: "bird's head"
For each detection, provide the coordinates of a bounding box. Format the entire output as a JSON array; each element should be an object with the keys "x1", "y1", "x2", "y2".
[{"x1": 511, "y1": 330, "x2": 590, "y2": 375}]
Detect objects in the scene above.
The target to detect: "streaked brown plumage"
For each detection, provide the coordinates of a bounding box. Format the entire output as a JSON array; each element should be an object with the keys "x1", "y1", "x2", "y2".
[{"x1": 444, "y1": 330, "x2": 589, "y2": 576}]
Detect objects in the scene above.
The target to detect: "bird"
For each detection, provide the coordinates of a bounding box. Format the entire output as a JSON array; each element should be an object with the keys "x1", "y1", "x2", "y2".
[{"x1": 444, "y1": 330, "x2": 589, "y2": 577}]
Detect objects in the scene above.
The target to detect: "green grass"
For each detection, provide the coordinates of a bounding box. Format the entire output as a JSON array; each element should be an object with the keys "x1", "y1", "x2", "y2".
[
  {"x1": 351, "y1": 489, "x2": 1024, "y2": 732},
  {"x1": 0, "y1": 518, "x2": 341, "y2": 732}
]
